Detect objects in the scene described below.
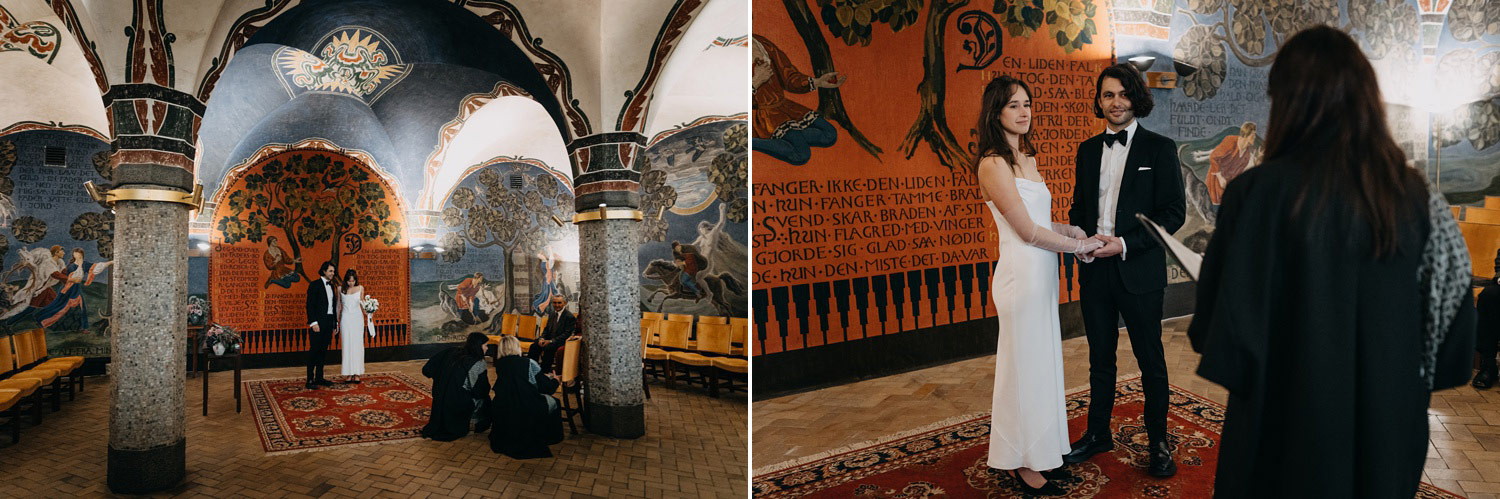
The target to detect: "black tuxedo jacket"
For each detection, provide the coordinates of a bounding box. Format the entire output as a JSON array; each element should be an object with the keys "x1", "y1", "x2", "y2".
[
  {"x1": 305, "y1": 278, "x2": 338, "y2": 332},
  {"x1": 540, "y1": 309, "x2": 577, "y2": 343},
  {"x1": 1068, "y1": 125, "x2": 1186, "y2": 294}
]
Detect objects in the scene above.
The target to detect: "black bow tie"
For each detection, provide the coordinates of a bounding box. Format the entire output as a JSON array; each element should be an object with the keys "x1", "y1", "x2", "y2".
[{"x1": 1104, "y1": 130, "x2": 1129, "y2": 147}]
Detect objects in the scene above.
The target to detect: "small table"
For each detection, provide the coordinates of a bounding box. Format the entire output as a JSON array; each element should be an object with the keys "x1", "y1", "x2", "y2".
[{"x1": 200, "y1": 348, "x2": 242, "y2": 415}]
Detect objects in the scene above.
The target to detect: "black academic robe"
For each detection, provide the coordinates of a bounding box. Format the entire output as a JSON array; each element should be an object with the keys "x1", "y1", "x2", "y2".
[
  {"x1": 420, "y1": 347, "x2": 489, "y2": 442},
  {"x1": 1188, "y1": 159, "x2": 1475, "y2": 498},
  {"x1": 489, "y1": 355, "x2": 563, "y2": 459}
]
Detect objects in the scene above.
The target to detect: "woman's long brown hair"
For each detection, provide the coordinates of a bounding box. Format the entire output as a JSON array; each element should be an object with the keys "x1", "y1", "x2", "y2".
[
  {"x1": 974, "y1": 75, "x2": 1038, "y2": 174},
  {"x1": 1264, "y1": 26, "x2": 1419, "y2": 258}
]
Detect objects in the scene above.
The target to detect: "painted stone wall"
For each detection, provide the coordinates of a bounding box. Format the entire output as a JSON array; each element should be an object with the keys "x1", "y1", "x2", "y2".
[
  {"x1": 0, "y1": 130, "x2": 113, "y2": 357},
  {"x1": 410, "y1": 160, "x2": 579, "y2": 344},
  {"x1": 639, "y1": 116, "x2": 749, "y2": 318}
]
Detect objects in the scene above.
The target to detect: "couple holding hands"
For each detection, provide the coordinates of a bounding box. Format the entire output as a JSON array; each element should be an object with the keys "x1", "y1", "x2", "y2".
[{"x1": 974, "y1": 62, "x2": 1184, "y2": 494}]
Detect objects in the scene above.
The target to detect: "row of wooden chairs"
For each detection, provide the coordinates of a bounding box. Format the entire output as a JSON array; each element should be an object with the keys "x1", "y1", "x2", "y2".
[
  {"x1": 486, "y1": 313, "x2": 552, "y2": 357},
  {"x1": 641, "y1": 317, "x2": 747, "y2": 398},
  {"x1": 0, "y1": 329, "x2": 85, "y2": 444},
  {"x1": 641, "y1": 313, "x2": 748, "y2": 356}
]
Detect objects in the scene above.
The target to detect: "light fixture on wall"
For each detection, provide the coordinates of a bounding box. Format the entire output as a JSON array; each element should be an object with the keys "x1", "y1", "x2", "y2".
[
  {"x1": 1127, "y1": 54, "x2": 1183, "y2": 89},
  {"x1": 1127, "y1": 55, "x2": 1155, "y2": 72}
]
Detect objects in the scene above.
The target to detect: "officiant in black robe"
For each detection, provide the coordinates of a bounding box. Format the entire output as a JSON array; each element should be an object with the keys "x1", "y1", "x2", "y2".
[
  {"x1": 489, "y1": 336, "x2": 563, "y2": 459},
  {"x1": 420, "y1": 333, "x2": 491, "y2": 441},
  {"x1": 1187, "y1": 27, "x2": 1475, "y2": 499}
]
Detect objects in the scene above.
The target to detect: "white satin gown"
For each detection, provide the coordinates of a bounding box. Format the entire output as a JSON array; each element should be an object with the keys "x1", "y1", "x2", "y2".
[
  {"x1": 984, "y1": 178, "x2": 1069, "y2": 471},
  {"x1": 339, "y1": 292, "x2": 366, "y2": 376}
]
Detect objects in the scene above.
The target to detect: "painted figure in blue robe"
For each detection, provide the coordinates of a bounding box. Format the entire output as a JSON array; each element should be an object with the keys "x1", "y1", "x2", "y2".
[
  {"x1": 529, "y1": 252, "x2": 558, "y2": 313},
  {"x1": 39, "y1": 248, "x2": 111, "y2": 330}
]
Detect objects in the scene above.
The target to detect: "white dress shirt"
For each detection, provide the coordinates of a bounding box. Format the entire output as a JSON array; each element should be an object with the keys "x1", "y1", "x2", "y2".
[
  {"x1": 310, "y1": 277, "x2": 334, "y2": 327},
  {"x1": 1097, "y1": 120, "x2": 1138, "y2": 259}
]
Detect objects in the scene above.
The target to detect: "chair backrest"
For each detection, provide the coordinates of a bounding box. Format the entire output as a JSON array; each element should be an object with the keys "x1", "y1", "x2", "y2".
[
  {"x1": 516, "y1": 315, "x2": 538, "y2": 340},
  {"x1": 1467, "y1": 207, "x2": 1500, "y2": 225},
  {"x1": 499, "y1": 313, "x2": 519, "y2": 336},
  {"x1": 560, "y1": 336, "x2": 582, "y2": 384},
  {"x1": 537, "y1": 314, "x2": 550, "y2": 334},
  {"x1": 659, "y1": 320, "x2": 692, "y2": 349},
  {"x1": 665, "y1": 313, "x2": 693, "y2": 323},
  {"x1": 642, "y1": 311, "x2": 665, "y2": 321},
  {"x1": 1459, "y1": 221, "x2": 1500, "y2": 278},
  {"x1": 0, "y1": 335, "x2": 15, "y2": 373},
  {"x1": 697, "y1": 315, "x2": 728, "y2": 325},
  {"x1": 639, "y1": 318, "x2": 658, "y2": 355},
  {"x1": 695, "y1": 323, "x2": 732, "y2": 355},
  {"x1": 1487, "y1": 196, "x2": 1500, "y2": 210},
  {"x1": 31, "y1": 330, "x2": 49, "y2": 361},
  {"x1": 13, "y1": 330, "x2": 36, "y2": 366},
  {"x1": 728, "y1": 318, "x2": 748, "y2": 349}
]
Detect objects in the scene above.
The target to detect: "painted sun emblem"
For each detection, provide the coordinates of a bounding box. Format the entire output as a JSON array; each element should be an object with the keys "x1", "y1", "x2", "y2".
[{"x1": 278, "y1": 29, "x2": 404, "y2": 97}]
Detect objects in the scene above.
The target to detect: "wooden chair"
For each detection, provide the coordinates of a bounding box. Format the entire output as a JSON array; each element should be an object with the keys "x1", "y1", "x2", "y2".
[
  {"x1": 516, "y1": 315, "x2": 539, "y2": 353},
  {"x1": 662, "y1": 321, "x2": 711, "y2": 390},
  {"x1": 486, "y1": 313, "x2": 521, "y2": 358},
  {"x1": 30, "y1": 330, "x2": 82, "y2": 399},
  {"x1": 9, "y1": 331, "x2": 62, "y2": 412},
  {"x1": 1486, "y1": 196, "x2": 1500, "y2": 210},
  {"x1": 0, "y1": 337, "x2": 42, "y2": 425},
  {"x1": 641, "y1": 318, "x2": 668, "y2": 398},
  {"x1": 1459, "y1": 222, "x2": 1500, "y2": 280},
  {"x1": 557, "y1": 336, "x2": 583, "y2": 434},
  {"x1": 642, "y1": 312, "x2": 665, "y2": 322},
  {"x1": 695, "y1": 323, "x2": 743, "y2": 398},
  {"x1": 697, "y1": 315, "x2": 728, "y2": 325},
  {"x1": 728, "y1": 317, "x2": 749, "y2": 356}
]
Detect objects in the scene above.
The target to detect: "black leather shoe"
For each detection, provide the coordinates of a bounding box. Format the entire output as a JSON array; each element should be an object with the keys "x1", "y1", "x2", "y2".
[
  {"x1": 999, "y1": 470, "x2": 1065, "y2": 496},
  {"x1": 305, "y1": 382, "x2": 317, "y2": 390},
  {"x1": 1474, "y1": 365, "x2": 1497, "y2": 389},
  {"x1": 1063, "y1": 431, "x2": 1114, "y2": 464},
  {"x1": 1148, "y1": 441, "x2": 1177, "y2": 478},
  {"x1": 315, "y1": 378, "x2": 334, "y2": 386}
]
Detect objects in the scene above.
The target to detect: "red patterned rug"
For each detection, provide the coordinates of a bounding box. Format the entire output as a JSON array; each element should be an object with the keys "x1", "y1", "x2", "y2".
[
  {"x1": 752, "y1": 376, "x2": 1463, "y2": 498},
  {"x1": 244, "y1": 373, "x2": 434, "y2": 455}
]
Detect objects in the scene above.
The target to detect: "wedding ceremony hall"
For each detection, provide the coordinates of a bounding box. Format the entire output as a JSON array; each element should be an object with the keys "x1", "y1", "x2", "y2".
[
  {"x1": 0, "y1": 0, "x2": 749, "y2": 496},
  {"x1": 750, "y1": 0, "x2": 1500, "y2": 497}
]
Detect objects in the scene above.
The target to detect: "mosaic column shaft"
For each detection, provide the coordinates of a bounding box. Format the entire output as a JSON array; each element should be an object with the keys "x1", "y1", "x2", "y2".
[
  {"x1": 572, "y1": 136, "x2": 646, "y2": 438},
  {"x1": 108, "y1": 167, "x2": 192, "y2": 494}
]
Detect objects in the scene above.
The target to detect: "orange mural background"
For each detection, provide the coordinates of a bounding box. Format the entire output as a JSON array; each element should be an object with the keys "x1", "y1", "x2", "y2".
[
  {"x1": 209, "y1": 149, "x2": 410, "y2": 354},
  {"x1": 753, "y1": 1, "x2": 1113, "y2": 356}
]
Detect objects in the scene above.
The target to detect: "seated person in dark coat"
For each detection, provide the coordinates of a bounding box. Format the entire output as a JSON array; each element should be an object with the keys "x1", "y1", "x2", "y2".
[
  {"x1": 420, "y1": 333, "x2": 491, "y2": 441},
  {"x1": 530, "y1": 293, "x2": 578, "y2": 373},
  {"x1": 490, "y1": 335, "x2": 563, "y2": 459}
]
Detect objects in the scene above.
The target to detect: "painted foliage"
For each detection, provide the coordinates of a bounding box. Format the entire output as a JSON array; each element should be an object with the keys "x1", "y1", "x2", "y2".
[
  {"x1": 209, "y1": 149, "x2": 409, "y2": 350},
  {"x1": 0, "y1": 131, "x2": 112, "y2": 357},
  {"x1": 752, "y1": 0, "x2": 1111, "y2": 355},
  {"x1": 1120, "y1": 0, "x2": 1500, "y2": 277},
  {"x1": 411, "y1": 160, "x2": 578, "y2": 344},
  {"x1": 640, "y1": 116, "x2": 749, "y2": 318}
]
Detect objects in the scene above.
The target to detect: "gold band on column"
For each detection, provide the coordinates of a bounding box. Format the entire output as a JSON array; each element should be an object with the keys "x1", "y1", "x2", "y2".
[
  {"x1": 572, "y1": 208, "x2": 643, "y2": 223},
  {"x1": 85, "y1": 182, "x2": 204, "y2": 210}
]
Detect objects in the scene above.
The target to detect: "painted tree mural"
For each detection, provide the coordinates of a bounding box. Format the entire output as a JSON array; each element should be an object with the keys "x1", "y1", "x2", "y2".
[
  {"x1": 440, "y1": 167, "x2": 573, "y2": 312},
  {"x1": 215, "y1": 153, "x2": 402, "y2": 279},
  {"x1": 786, "y1": 0, "x2": 1100, "y2": 169},
  {"x1": 708, "y1": 122, "x2": 750, "y2": 223}
]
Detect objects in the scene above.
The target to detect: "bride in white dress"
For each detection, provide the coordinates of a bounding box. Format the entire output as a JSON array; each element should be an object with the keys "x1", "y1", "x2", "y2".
[
  {"x1": 339, "y1": 269, "x2": 368, "y2": 383},
  {"x1": 973, "y1": 76, "x2": 1102, "y2": 495}
]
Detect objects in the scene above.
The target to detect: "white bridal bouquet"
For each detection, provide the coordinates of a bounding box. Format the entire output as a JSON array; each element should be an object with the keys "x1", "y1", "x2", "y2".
[{"x1": 360, "y1": 296, "x2": 379, "y2": 338}]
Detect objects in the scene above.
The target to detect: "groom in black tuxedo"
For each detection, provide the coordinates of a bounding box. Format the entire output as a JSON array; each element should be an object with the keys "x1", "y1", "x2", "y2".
[
  {"x1": 1065, "y1": 63, "x2": 1185, "y2": 477},
  {"x1": 304, "y1": 261, "x2": 339, "y2": 390}
]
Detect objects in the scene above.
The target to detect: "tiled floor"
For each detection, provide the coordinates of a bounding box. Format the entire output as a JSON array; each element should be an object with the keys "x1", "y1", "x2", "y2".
[
  {"x1": 753, "y1": 317, "x2": 1492, "y2": 498},
  {"x1": 0, "y1": 359, "x2": 747, "y2": 498}
]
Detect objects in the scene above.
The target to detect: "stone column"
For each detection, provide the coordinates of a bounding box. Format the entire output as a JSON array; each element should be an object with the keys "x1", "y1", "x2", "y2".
[
  {"x1": 106, "y1": 166, "x2": 193, "y2": 493},
  {"x1": 571, "y1": 137, "x2": 646, "y2": 438}
]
